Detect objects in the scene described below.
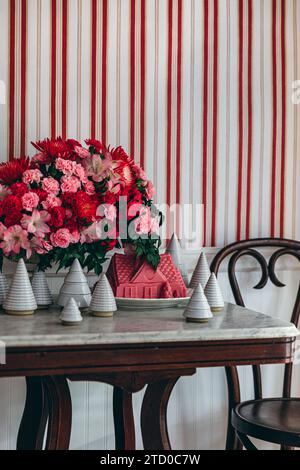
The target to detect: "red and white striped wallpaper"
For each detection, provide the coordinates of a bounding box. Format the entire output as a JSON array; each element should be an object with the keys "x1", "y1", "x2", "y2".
[{"x1": 0, "y1": 0, "x2": 299, "y2": 247}]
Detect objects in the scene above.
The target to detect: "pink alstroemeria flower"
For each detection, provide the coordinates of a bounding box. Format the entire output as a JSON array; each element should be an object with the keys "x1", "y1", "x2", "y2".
[
  {"x1": 21, "y1": 210, "x2": 51, "y2": 238},
  {"x1": 84, "y1": 154, "x2": 112, "y2": 182},
  {"x1": 0, "y1": 225, "x2": 31, "y2": 258},
  {"x1": 31, "y1": 236, "x2": 52, "y2": 255}
]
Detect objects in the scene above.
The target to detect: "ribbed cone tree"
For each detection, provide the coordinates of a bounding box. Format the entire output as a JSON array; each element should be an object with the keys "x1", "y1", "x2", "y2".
[
  {"x1": 3, "y1": 259, "x2": 37, "y2": 315},
  {"x1": 204, "y1": 273, "x2": 224, "y2": 312},
  {"x1": 31, "y1": 270, "x2": 53, "y2": 308},
  {"x1": 58, "y1": 259, "x2": 91, "y2": 308},
  {"x1": 60, "y1": 297, "x2": 83, "y2": 325},
  {"x1": 183, "y1": 283, "x2": 213, "y2": 323},
  {"x1": 165, "y1": 233, "x2": 189, "y2": 286},
  {"x1": 189, "y1": 252, "x2": 211, "y2": 289},
  {"x1": 90, "y1": 274, "x2": 117, "y2": 317}
]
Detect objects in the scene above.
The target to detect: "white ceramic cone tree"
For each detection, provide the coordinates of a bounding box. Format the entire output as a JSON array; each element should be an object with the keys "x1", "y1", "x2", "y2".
[
  {"x1": 90, "y1": 274, "x2": 117, "y2": 317},
  {"x1": 60, "y1": 297, "x2": 83, "y2": 325},
  {"x1": 189, "y1": 252, "x2": 211, "y2": 290},
  {"x1": 0, "y1": 272, "x2": 8, "y2": 306},
  {"x1": 183, "y1": 283, "x2": 213, "y2": 323},
  {"x1": 165, "y1": 233, "x2": 189, "y2": 286},
  {"x1": 3, "y1": 259, "x2": 37, "y2": 315},
  {"x1": 31, "y1": 270, "x2": 53, "y2": 308},
  {"x1": 57, "y1": 259, "x2": 91, "y2": 308},
  {"x1": 204, "y1": 273, "x2": 224, "y2": 313}
]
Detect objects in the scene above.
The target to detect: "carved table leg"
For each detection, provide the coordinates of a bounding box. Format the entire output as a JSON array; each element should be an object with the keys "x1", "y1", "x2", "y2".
[
  {"x1": 44, "y1": 376, "x2": 72, "y2": 450},
  {"x1": 113, "y1": 387, "x2": 135, "y2": 450},
  {"x1": 17, "y1": 377, "x2": 49, "y2": 450},
  {"x1": 141, "y1": 377, "x2": 179, "y2": 450}
]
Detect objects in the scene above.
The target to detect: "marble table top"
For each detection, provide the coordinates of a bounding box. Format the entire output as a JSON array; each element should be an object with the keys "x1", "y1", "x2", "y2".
[{"x1": 0, "y1": 303, "x2": 298, "y2": 348}]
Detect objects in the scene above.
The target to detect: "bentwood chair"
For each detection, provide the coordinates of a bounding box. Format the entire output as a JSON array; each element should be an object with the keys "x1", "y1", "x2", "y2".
[{"x1": 210, "y1": 238, "x2": 300, "y2": 450}]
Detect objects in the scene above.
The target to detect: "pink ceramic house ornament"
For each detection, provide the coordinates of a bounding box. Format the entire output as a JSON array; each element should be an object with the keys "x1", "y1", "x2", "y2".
[{"x1": 106, "y1": 253, "x2": 187, "y2": 299}]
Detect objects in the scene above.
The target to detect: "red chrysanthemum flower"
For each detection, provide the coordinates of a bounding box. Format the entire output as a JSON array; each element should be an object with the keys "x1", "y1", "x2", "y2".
[
  {"x1": 76, "y1": 191, "x2": 97, "y2": 222},
  {"x1": 85, "y1": 139, "x2": 107, "y2": 154},
  {"x1": 50, "y1": 206, "x2": 66, "y2": 228},
  {"x1": 4, "y1": 210, "x2": 22, "y2": 227},
  {"x1": 31, "y1": 188, "x2": 48, "y2": 202},
  {"x1": 10, "y1": 182, "x2": 28, "y2": 197},
  {"x1": 0, "y1": 157, "x2": 30, "y2": 185},
  {"x1": 110, "y1": 146, "x2": 133, "y2": 165},
  {"x1": 31, "y1": 137, "x2": 72, "y2": 160},
  {"x1": 66, "y1": 139, "x2": 81, "y2": 150},
  {"x1": 0, "y1": 195, "x2": 22, "y2": 215},
  {"x1": 61, "y1": 192, "x2": 76, "y2": 208}
]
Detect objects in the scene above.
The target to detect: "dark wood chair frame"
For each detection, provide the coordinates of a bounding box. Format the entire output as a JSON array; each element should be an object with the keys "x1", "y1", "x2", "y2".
[{"x1": 210, "y1": 237, "x2": 300, "y2": 450}]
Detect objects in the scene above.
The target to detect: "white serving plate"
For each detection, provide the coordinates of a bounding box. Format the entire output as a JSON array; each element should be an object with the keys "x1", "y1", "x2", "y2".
[{"x1": 116, "y1": 296, "x2": 190, "y2": 310}]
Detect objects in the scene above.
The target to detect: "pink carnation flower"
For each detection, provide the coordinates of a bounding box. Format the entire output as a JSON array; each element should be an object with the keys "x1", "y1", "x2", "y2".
[
  {"x1": 61, "y1": 176, "x2": 81, "y2": 193},
  {"x1": 22, "y1": 192, "x2": 40, "y2": 212},
  {"x1": 42, "y1": 194, "x2": 62, "y2": 210},
  {"x1": 70, "y1": 229, "x2": 80, "y2": 243},
  {"x1": 22, "y1": 169, "x2": 43, "y2": 185},
  {"x1": 73, "y1": 163, "x2": 87, "y2": 181},
  {"x1": 50, "y1": 228, "x2": 72, "y2": 248},
  {"x1": 74, "y1": 146, "x2": 90, "y2": 159},
  {"x1": 146, "y1": 181, "x2": 155, "y2": 200},
  {"x1": 0, "y1": 225, "x2": 31, "y2": 257},
  {"x1": 42, "y1": 177, "x2": 60, "y2": 195},
  {"x1": 55, "y1": 157, "x2": 75, "y2": 176},
  {"x1": 84, "y1": 180, "x2": 95, "y2": 195},
  {"x1": 132, "y1": 164, "x2": 147, "y2": 181},
  {"x1": 21, "y1": 210, "x2": 51, "y2": 238}
]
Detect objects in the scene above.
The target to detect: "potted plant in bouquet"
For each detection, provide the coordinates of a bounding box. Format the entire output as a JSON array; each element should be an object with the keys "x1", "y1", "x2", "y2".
[{"x1": 0, "y1": 138, "x2": 162, "y2": 275}]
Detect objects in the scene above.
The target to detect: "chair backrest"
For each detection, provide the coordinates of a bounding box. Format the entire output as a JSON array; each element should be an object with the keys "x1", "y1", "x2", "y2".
[{"x1": 210, "y1": 237, "x2": 300, "y2": 398}]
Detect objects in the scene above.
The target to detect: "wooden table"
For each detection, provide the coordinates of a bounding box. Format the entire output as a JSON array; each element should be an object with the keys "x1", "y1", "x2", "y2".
[{"x1": 0, "y1": 303, "x2": 298, "y2": 450}]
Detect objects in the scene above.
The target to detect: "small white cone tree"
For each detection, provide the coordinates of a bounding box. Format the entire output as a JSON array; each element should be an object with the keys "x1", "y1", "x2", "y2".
[
  {"x1": 90, "y1": 274, "x2": 117, "y2": 317},
  {"x1": 204, "y1": 273, "x2": 224, "y2": 313},
  {"x1": 165, "y1": 233, "x2": 189, "y2": 286},
  {"x1": 58, "y1": 259, "x2": 91, "y2": 308},
  {"x1": 3, "y1": 259, "x2": 37, "y2": 315},
  {"x1": 0, "y1": 272, "x2": 8, "y2": 306},
  {"x1": 60, "y1": 297, "x2": 83, "y2": 325},
  {"x1": 31, "y1": 270, "x2": 53, "y2": 308},
  {"x1": 189, "y1": 252, "x2": 211, "y2": 290},
  {"x1": 183, "y1": 283, "x2": 213, "y2": 323}
]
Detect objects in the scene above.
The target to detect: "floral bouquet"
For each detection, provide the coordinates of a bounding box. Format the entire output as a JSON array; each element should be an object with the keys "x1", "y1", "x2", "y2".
[{"x1": 0, "y1": 138, "x2": 162, "y2": 274}]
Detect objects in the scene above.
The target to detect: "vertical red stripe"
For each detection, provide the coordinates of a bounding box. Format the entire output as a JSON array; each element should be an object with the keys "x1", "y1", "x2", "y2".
[
  {"x1": 176, "y1": 0, "x2": 182, "y2": 206},
  {"x1": 90, "y1": 0, "x2": 97, "y2": 139},
  {"x1": 280, "y1": 0, "x2": 286, "y2": 237},
  {"x1": 130, "y1": 0, "x2": 136, "y2": 158},
  {"x1": 9, "y1": 0, "x2": 16, "y2": 160},
  {"x1": 202, "y1": 0, "x2": 209, "y2": 246},
  {"x1": 51, "y1": 0, "x2": 57, "y2": 139},
  {"x1": 236, "y1": 0, "x2": 244, "y2": 241},
  {"x1": 166, "y1": 0, "x2": 173, "y2": 208},
  {"x1": 211, "y1": 0, "x2": 218, "y2": 246},
  {"x1": 246, "y1": 0, "x2": 253, "y2": 238},
  {"x1": 61, "y1": 0, "x2": 68, "y2": 139},
  {"x1": 20, "y1": 0, "x2": 27, "y2": 156},
  {"x1": 140, "y1": 0, "x2": 146, "y2": 169},
  {"x1": 101, "y1": 0, "x2": 108, "y2": 143},
  {"x1": 271, "y1": 2, "x2": 277, "y2": 237}
]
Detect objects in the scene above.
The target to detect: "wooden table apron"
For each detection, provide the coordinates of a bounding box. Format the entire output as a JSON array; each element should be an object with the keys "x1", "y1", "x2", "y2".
[{"x1": 0, "y1": 335, "x2": 295, "y2": 451}]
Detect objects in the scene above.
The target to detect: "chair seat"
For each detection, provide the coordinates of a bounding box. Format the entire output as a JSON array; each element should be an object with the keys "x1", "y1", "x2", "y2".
[{"x1": 232, "y1": 398, "x2": 300, "y2": 447}]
